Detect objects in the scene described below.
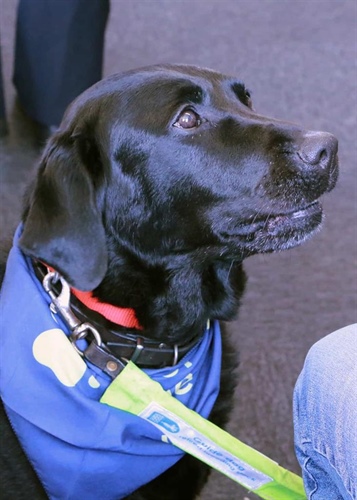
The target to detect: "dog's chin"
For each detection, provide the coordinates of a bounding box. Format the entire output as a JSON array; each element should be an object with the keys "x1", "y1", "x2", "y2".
[{"x1": 221, "y1": 201, "x2": 324, "y2": 255}]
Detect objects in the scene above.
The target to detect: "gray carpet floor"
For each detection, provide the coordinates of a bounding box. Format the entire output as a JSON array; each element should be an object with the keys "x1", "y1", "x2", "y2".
[{"x1": 1, "y1": 1, "x2": 356, "y2": 499}]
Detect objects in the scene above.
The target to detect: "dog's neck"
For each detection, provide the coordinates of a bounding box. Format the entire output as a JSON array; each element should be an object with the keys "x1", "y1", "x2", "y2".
[
  {"x1": 37, "y1": 250, "x2": 246, "y2": 344},
  {"x1": 93, "y1": 251, "x2": 247, "y2": 344},
  {"x1": 33, "y1": 259, "x2": 207, "y2": 369}
]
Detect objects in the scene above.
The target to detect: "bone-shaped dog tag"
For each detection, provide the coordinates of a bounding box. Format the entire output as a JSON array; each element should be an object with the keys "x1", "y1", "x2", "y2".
[{"x1": 33, "y1": 328, "x2": 87, "y2": 387}]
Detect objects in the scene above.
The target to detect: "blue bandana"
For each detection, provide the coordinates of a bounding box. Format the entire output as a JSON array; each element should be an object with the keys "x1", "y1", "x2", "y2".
[{"x1": 0, "y1": 227, "x2": 222, "y2": 500}]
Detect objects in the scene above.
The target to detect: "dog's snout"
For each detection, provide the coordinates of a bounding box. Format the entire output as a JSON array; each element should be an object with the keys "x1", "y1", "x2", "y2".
[{"x1": 297, "y1": 132, "x2": 338, "y2": 167}]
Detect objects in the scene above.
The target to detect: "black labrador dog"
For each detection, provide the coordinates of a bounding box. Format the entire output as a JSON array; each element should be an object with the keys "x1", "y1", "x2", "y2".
[{"x1": 0, "y1": 64, "x2": 338, "y2": 499}]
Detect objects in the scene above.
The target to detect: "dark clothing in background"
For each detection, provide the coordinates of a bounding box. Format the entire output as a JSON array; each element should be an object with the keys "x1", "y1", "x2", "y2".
[
  {"x1": 14, "y1": 0, "x2": 110, "y2": 127},
  {"x1": 0, "y1": 57, "x2": 6, "y2": 124}
]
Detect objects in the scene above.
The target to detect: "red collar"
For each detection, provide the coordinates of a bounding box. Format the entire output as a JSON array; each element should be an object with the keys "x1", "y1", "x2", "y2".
[
  {"x1": 71, "y1": 289, "x2": 142, "y2": 330},
  {"x1": 40, "y1": 263, "x2": 142, "y2": 329}
]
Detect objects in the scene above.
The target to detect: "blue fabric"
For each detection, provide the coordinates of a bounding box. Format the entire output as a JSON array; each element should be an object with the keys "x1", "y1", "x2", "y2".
[
  {"x1": 293, "y1": 324, "x2": 357, "y2": 500},
  {"x1": 0, "y1": 227, "x2": 222, "y2": 500}
]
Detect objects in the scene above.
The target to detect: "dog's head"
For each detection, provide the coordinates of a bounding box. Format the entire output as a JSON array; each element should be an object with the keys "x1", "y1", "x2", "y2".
[{"x1": 20, "y1": 65, "x2": 338, "y2": 291}]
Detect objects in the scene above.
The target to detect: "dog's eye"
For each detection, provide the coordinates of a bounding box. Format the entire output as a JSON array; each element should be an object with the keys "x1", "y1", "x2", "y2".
[
  {"x1": 174, "y1": 109, "x2": 201, "y2": 129},
  {"x1": 241, "y1": 89, "x2": 252, "y2": 108},
  {"x1": 232, "y1": 82, "x2": 253, "y2": 108}
]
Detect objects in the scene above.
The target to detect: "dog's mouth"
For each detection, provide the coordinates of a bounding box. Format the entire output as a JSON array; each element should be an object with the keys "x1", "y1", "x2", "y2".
[
  {"x1": 239, "y1": 201, "x2": 322, "y2": 235},
  {"x1": 220, "y1": 200, "x2": 323, "y2": 254}
]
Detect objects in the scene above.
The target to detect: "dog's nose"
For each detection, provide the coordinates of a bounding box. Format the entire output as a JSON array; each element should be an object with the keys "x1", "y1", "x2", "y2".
[{"x1": 297, "y1": 132, "x2": 338, "y2": 167}]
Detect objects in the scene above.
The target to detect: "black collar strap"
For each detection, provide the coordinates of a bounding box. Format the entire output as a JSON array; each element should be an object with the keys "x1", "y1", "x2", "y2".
[{"x1": 33, "y1": 261, "x2": 202, "y2": 369}]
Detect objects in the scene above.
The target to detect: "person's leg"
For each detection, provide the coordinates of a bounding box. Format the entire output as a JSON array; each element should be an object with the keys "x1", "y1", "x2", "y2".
[
  {"x1": 13, "y1": 0, "x2": 110, "y2": 127},
  {"x1": 293, "y1": 324, "x2": 357, "y2": 499}
]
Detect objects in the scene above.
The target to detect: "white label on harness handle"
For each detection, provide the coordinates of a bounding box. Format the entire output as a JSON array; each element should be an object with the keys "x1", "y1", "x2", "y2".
[{"x1": 139, "y1": 402, "x2": 272, "y2": 490}]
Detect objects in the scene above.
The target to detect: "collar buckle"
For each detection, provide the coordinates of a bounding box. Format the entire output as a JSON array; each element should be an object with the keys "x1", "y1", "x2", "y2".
[
  {"x1": 172, "y1": 344, "x2": 179, "y2": 366},
  {"x1": 130, "y1": 337, "x2": 144, "y2": 364},
  {"x1": 128, "y1": 337, "x2": 178, "y2": 367}
]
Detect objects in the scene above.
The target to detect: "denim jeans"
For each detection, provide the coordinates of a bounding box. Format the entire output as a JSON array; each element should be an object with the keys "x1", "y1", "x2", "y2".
[{"x1": 293, "y1": 324, "x2": 357, "y2": 499}]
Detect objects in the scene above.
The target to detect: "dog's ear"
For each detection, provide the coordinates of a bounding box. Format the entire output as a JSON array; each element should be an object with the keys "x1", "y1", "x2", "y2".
[{"x1": 19, "y1": 131, "x2": 107, "y2": 291}]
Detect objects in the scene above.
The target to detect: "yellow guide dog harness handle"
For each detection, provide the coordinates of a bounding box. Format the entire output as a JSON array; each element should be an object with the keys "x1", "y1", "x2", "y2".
[{"x1": 101, "y1": 361, "x2": 306, "y2": 500}]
